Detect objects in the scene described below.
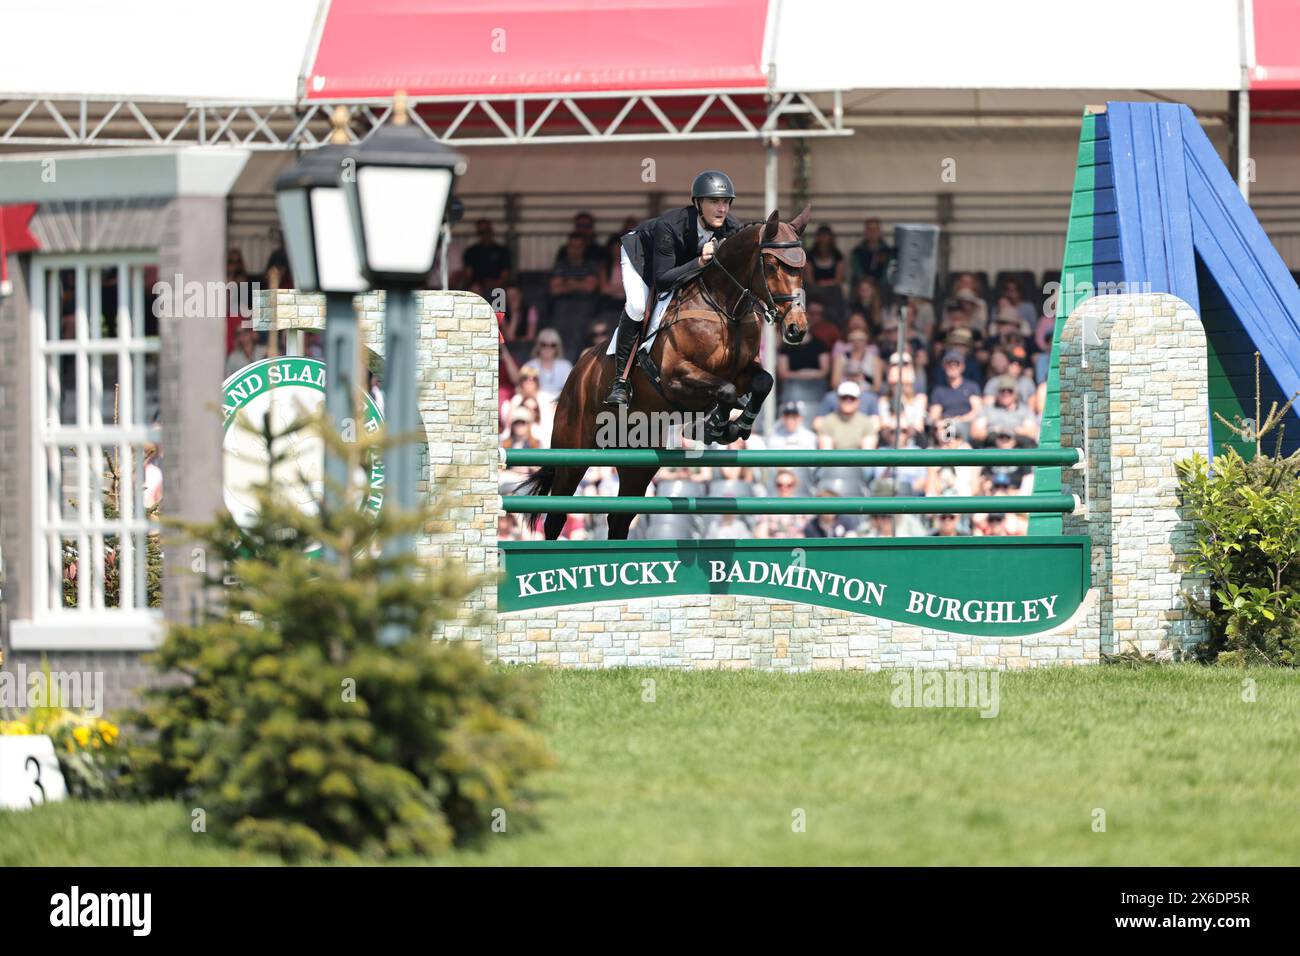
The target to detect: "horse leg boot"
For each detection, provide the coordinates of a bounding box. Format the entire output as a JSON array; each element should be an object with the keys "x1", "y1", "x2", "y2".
[{"x1": 603, "y1": 309, "x2": 641, "y2": 406}]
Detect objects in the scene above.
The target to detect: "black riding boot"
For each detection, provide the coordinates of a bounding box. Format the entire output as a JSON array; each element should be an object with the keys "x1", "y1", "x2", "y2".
[{"x1": 603, "y1": 311, "x2": 641, "y2": 406}]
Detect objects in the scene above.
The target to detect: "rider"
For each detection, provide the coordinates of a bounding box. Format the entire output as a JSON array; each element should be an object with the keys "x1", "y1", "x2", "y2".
[{"x1": 603, "y1": 170, "x2": 745, "y2": 406}]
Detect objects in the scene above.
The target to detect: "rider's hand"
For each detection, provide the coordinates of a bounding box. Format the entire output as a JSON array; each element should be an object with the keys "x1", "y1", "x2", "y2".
[{"x1": 698, "y1": 239, "x2": 716, "y2": 266}]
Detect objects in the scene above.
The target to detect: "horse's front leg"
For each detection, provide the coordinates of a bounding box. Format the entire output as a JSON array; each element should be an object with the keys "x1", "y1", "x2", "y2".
[
  {"x1": 733, "y1": 363, "x2": 774, "y2": 440},
  {"x1": 663, "y1": 362, "x2": 742, "y2": 444}
]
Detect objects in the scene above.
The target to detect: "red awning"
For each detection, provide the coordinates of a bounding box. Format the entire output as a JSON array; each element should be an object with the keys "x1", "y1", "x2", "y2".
[
  {"x1": 1252, "y1": 0, "x2": 1300, "y2": 90},
  {"x1": 305, "y1": 0, "x2": 770, "y2": 101}
]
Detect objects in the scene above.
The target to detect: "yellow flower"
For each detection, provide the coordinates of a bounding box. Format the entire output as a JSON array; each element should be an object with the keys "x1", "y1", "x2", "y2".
[
  {"x1": 0, "y1": 721, "x2": 30, "y2": 735},
  {"x1": 96, "y1": 719, "x2": 119, "y2": 746},
  {"x1": 72, "y1": 725, "x2": 91, "y2": 748}
]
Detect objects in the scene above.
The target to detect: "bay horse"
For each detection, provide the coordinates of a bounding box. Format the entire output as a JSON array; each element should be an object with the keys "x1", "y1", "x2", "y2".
[{"x1": 516, "y1": 206, "x2": 812, "y2": 540}]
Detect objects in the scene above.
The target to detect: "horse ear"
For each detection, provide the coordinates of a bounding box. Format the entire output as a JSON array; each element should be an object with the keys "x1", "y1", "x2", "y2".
[
  {"x1": 790, "y1": 204, "x2": 812, "y2": 237},
  {"x1": 762, "y1": 209, "x2": 780, "y2": 242}
]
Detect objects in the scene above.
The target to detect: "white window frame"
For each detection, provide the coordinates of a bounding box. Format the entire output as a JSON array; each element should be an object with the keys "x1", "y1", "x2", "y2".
[{"x1": 12, "y1": 254, "x2": 164, "y2": 650}]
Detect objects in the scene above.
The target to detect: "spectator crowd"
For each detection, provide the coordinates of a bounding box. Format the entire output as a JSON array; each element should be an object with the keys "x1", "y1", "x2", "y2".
[{"x1": 230, "y1": 210, "x2": 1060, "y2": 543}]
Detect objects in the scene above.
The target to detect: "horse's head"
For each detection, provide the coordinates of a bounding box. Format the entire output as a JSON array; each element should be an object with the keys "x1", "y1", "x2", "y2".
[{"x1": 758, "y1": 206, "x2": 812, "y2": 345}]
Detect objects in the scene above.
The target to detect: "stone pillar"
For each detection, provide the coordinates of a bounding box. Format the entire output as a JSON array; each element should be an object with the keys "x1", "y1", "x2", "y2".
[
  {"x1": 256, "y1": 288, "x2": 499, "y2": 650},
  {"x1": 1060, "y1": 294, "x2": 1209, "y2": 656}
]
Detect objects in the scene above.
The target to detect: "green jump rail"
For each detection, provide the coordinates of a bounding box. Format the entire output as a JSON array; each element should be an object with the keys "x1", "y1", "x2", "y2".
[
  {"x1": 502, "y1": 494, "x2": 1081, "y2": 516},
  {"x1": 504, "y1": 448, "x2": 1083, "y2": 468}
]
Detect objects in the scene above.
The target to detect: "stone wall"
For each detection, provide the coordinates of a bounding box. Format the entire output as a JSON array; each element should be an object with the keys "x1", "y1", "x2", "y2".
[
  {"x1": 1059, "y1": 294, "x2": 1209, "y2": 656},
  {"x1": 253, "y1": 289, "x2": 500, "y2": 649}
]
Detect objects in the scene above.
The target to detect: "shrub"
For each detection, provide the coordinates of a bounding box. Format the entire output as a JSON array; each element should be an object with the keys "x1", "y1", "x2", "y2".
[
  {"x1": 128, "y1": 410, "x2": 551, "y2": 860},
  {"x1": 1176, "y1": 448, "x2": 1300, "y2": 665}
]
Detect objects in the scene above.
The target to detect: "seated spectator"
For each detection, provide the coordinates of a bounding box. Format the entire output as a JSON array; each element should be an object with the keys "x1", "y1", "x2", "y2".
[
  {"x1": 847, "y1": 277, "x2": 884, "y2": 332},
  {"x1": 931, "y1": 512, "x2": 964, "y2": 537},
  {"x1": 875, "y1": 425, "x2": 927, "y2": 489},
  {"x1": 923, "y1": 428, "x2": 979, "y2": 497},
  {"x1": 858, "y1": 513, "x2": 896, "y2": 539},
  {"x1": 885, "y1": 294, "x2": 937, "y2": 344},
  {"x1": 996, "y1": 275, "x2": 1038, "y2": 329},
  {"x1": 805, "y1": 225, "x2": 847, "y2": 324},
  {"x1": 768, "y1": 401, "x2": 817, "y2": 449},
  {"x1": 866, "y1": 477, "x2": 928, "y2": 537},
  {"x1": 982, "y1": 349, "x2": 1034, "y2": 405},
  {"x1": 462, "y1": 219, "x2": 512, "y2": 293},
  {"x1": 501, "y1": 285, "x2": 540, "y2": 360},
  {"x1": 778, "y1": 332, "x2": 831, "y2": 426},
  {"x1": 806, "y1": 299, "x2": 840, "y2": 351},
  {"x1": 972, "y1": 376, "x2": 1039, "y2": 445},
  {"x1": 830, "y1": 318, "x2": 882, "y2": 396},
  {"x1": 707, "y1": 465, "x2": 760, "y2": 498},
  {"x1": 983, "y1": 433, "x2": 1032, "y2": 488},
  {"x1": 755, "y1": 469, "x2": 810, "y2": 539},
  {"x1": 501, "y1": 366, "x2": 554, "y2": 445},
  {"x1": 804, "y1": 491, "x2": 851, "y2": 538},
  {"x1": 548, "y1": 232, "x2": 601, "y2": 358},
  {"x1": 501, "y1": 407, "x2": 540, "y2": 450},
  {"x1": 849, "y1": 217, "x2": 895, "y2": 288},
  {"x1": 941, "y1": 327, "x2": 984, "y2": 386},
  {"x1": 990, "y1": 299, "x2": 1032, "y2": 341},
  {"x1": 552, "y1": 211, "x2": 605, "y2": 268},
  {"x1": 225, "y1": 326, "x2": 266, "y2": 378},
  {"x1": 876, "y1": 356, "x2": 927, "y2": 436},
  {"x1": 522, "y1": 329, "x2": 574, "y2": 397},
  {"x1": 928, "y1": 348, "x2": 982, "y2": 439},
  {"x1": 949, "y1": 272, "x2": 990, "y2": 329},
  {"x1": 705, "y1": 513, "x2": 754, "y2": 539},
  {"x1": 816, "y1": 381, "x2": 878, "y2": 450}
]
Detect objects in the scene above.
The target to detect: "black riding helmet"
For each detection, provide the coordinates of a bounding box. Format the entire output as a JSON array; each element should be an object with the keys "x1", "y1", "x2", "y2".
[{"x1": 691, "y1": 170, "x2": 736, "y2": 201}]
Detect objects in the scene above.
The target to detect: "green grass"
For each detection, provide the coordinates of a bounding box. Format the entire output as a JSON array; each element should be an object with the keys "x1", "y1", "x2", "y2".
[{"x1": 3, "y1": 665, "x2": 1299, "y2": 865}]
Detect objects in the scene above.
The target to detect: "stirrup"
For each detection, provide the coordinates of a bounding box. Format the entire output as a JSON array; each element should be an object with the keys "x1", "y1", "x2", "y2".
[{"x1": 604, "y1": 377, "x2": 632, "y2": 406}]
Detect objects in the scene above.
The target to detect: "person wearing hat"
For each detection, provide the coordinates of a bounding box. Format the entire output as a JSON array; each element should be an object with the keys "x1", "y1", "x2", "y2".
[
  {"x1": 940, "y1": 324, "x2": 984, "y2": 385},
  {"x1": 928, "y1": 347, "x2": 983, "y2": 441},
  {"x1": 971, "y1": 373, "x2": 1038, "y2": 446},
  {"x1": 816, "y1": 380, "x2": 879, "y2": 451},
  {"x1": 983, "y1": 348, "x2": 1035, "y2": 405},
  {"x1": 948, "y1": 272, "x2": 990, "y2": 332},
  {"x1": 501, "y1": 365, "x2": 554, "y2": 445},
  {"x1": 767, "y1": 400, "x2": 817, "y2": 451}
]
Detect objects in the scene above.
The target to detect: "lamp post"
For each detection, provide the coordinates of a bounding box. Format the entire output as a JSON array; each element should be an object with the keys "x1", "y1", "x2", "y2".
[
  {"x1": 342, "y1": 92, "x2": 466, "y2": 645},
  {"x1": 273, "y1": 107, "x2": 369, "y2": 561}
]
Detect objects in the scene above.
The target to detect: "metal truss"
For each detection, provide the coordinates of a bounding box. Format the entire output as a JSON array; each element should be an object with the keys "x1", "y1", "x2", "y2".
[{"x1": 0, "y1": 89, "x2": 849, "y2": 150}]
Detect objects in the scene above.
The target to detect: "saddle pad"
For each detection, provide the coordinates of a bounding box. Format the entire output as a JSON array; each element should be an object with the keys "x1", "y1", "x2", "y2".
[{"x1": 605, "y1": 290, "x2": 675, "y2": 357}]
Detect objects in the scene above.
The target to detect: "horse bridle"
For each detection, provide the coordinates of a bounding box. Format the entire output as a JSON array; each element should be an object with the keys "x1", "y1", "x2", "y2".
[{"x1": 704, "y1": 235, "x2": 805, "y2": 326}]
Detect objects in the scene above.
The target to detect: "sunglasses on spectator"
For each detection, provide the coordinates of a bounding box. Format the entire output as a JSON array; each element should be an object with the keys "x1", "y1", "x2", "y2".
[
  {"x1": 777, "y1": 480, "x2": 796, "y2": 489},
  {"x1": 940, "y1": 514, "x2": 957, "y2": 521},
  {"x1": 540, "y1": 342, "x2": 559, "y2": 349}
]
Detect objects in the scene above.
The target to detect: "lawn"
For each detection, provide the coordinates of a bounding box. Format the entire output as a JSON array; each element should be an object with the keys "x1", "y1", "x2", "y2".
[{"x1": 3, "y1": 665, "x2": 1298, "y2": 865}]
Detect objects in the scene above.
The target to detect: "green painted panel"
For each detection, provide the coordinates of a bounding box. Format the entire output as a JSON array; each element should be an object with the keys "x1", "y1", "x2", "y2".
[{"x1": 500, "y1": 537, "x2": 1092, "y2": 638}]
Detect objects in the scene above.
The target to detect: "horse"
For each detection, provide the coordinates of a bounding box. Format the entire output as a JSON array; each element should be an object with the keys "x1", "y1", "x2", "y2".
[{"x1": 516, "y1": 206, "x2": 812, "y2": 540}]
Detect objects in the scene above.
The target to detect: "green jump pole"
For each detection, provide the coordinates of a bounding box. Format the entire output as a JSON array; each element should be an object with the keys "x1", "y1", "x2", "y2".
[{"x1": 502, "y1": 494, "x2": 1080, "y2": 516}]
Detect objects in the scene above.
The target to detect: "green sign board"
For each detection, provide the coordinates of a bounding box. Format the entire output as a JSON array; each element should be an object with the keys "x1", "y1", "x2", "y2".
[
  {"x1": 222, "y1": 357, "x2": 384, "y2": 553},
  {"x1": 500, "y1": 537, "x2": 1091, "y2": 637}
]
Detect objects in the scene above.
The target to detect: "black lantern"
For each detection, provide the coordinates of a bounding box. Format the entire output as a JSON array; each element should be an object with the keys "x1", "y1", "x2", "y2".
[
  {"x1": 273, "y1": 107, "x2": 368, "y2": 294},
  {"x1": 342, "y1": 93, "x2": 466, "y2": 289}
]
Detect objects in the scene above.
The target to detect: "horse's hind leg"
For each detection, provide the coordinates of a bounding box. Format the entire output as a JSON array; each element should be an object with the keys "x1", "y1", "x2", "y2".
[
  {"x1": 543, "y1": 465, "x2": 587, "y2": 540},
  {"x1": 607, "y1": 466, "x2": 657, "y2": 540}
]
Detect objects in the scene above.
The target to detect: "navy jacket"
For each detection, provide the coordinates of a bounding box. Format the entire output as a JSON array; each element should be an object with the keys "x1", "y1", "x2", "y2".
[{"x1": 620, "y1": 205, "x2": 745, "y2": 293}]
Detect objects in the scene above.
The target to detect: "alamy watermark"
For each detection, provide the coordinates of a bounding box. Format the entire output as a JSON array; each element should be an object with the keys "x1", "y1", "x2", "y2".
[
  {"x1": 152, "y1": 274, "x2": 260, "y2": 320},
  {"x1": 0, "y1": 665, "x2": 104, "y2": 717},
  {"x1": 890, "y1": 667, "x2": 1000, "y2": 718}
]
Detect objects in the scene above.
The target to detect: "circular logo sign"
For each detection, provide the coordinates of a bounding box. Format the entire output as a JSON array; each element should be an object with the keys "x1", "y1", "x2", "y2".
[{"x1": 222, "y1": 357, "x2": 384, "y2": 550}]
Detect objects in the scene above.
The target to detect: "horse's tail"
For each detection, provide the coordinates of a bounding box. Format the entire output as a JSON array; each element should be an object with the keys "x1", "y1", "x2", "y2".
[{"x1": 511, "y1": 465, "x2": 555, "y2": 531}]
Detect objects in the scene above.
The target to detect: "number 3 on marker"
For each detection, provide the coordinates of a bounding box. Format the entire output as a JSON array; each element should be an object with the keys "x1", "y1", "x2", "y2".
[{"x1": 25, "y1": 756, "x2": 45, "y2": 806}]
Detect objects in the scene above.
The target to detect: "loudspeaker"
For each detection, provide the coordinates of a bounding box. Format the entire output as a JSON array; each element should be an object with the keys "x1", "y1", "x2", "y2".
[{"x1": 891, "y1": 223, "x2": 940, "y2": 299}]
